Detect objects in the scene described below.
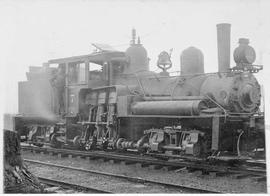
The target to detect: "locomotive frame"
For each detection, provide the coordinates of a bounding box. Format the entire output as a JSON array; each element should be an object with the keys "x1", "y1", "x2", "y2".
[{"x1": 14, "y1": 23, "x2": 265, "y2": 161}]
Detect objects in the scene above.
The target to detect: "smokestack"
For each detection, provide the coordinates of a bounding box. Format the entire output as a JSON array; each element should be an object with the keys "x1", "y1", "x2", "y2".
[{"x1": 216, "y1": 23, "x2": 231, "y2": 72}]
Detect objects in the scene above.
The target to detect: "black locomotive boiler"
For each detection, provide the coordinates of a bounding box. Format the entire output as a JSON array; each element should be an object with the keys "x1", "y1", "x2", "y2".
[{"x1": 15, "y1": 23, "x2": 265, "y2": 160}]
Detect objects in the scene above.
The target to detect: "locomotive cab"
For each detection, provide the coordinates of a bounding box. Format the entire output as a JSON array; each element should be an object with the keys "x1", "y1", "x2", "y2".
[{"x1": 47, "y1": 49, "x2": 127, "y2": 117}]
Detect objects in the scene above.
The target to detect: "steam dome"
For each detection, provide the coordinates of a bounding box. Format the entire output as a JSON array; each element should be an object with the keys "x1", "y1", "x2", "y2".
[
  {"x1": 125, "y1": 40, "x2": 149, "y2": 73},
  {"x1": 180, "y1": 47, "x2": 204, "y2": 75}
]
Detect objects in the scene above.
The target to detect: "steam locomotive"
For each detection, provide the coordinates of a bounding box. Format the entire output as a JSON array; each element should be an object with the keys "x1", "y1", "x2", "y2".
[{"x1": 15, "y1": 23, "x2": 265, "y2": 160}]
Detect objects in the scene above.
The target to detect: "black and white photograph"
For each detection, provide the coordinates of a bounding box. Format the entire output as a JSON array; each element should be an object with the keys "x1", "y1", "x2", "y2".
[{"x1": 1, "y1": 0, "x2": 269, "y2": 193}]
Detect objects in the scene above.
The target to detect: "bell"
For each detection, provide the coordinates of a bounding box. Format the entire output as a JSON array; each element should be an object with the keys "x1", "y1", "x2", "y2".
[{"x1": 157, "y1": 51, "x2": 172, "y2": 66}]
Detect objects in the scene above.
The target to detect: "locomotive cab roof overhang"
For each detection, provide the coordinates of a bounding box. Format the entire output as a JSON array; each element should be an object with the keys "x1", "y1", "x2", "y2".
[{"x1": 48, "y1": 50, "x2": 127, "y2": 65}]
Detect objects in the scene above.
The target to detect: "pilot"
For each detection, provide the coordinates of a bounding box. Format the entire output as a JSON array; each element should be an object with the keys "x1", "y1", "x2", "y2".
[{"x1": 51, "y1": 65, "x2": 65, "y2": 115}]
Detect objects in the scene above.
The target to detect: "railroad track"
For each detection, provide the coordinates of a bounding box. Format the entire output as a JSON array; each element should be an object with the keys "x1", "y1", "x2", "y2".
[
  {"x1": 25, "y1": 159, "x2": 220, "y2": 193},
  {"x1": 39, "y1": 176, "x2": 111, "y2": 193},
  {"x1": 21, "y1": 145, "x2": 266, "y2": 180}
]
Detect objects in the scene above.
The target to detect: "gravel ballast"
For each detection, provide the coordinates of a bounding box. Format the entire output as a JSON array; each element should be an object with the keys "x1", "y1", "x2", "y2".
[{"x1": 22, "y1": 150, "x2": 267, "y2": 193}]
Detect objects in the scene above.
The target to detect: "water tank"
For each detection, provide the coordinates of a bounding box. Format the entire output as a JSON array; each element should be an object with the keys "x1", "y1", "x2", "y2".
[
  {"x1": 125, "y1": 39, "x2": 149, "y2": 74},
  {"x1": 180, "y1": 47, "x2": 204, "y2": 75}
]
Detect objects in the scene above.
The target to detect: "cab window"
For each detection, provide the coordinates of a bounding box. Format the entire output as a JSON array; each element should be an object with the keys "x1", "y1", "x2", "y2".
[
  {"x1": 78, "y1": 63, "x2": 86, "y2": 83},
  {"x1": 89, "y1": 62, "x2": 102, "y2": 80},
  {"x1": 69, "y1": 62, "x2": 86, "y2": 84}
]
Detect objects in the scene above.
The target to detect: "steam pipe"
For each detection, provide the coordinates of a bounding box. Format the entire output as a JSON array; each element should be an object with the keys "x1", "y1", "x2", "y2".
[
  {"x1": 131, "y1": 100, "x2": 208, "y2": 116},
  {"x1": 143, "y1": 96, "x2": 205, "y2": 101},
  {"x1": 217, "y1": 23, "x2": 231, "y2": 72}
]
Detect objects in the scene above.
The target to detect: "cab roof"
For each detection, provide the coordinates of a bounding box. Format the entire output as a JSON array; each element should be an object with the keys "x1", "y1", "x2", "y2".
[{"x1": 48, "y1": 50, "x2": 126, "y2": 65}]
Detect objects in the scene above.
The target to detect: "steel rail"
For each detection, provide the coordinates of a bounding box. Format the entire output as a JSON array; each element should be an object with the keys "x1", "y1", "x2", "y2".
[
  {"x1": 25, "y1": 159, "x2": 220, "y2": 193},
  {"x1": 21, "y1": 145, "x2": 266, "y2": 177},
  {"x1": 38, "y1": 176, "x2": 111, "y2": 193}
]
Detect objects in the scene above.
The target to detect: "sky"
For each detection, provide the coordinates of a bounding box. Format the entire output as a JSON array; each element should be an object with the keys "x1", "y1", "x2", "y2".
[{"x1": 1, "y1": 0, "x2": 270, "y2": 124}]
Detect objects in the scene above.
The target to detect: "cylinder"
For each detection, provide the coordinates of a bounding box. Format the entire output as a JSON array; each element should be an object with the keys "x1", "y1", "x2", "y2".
[
  {"x1": 217, "y1": 23, "x2": 231, "y2": 72},
  {"x1": 131, "y1": 100, "x2": 208, "y2": 116}
]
